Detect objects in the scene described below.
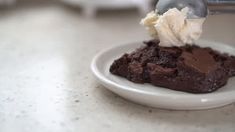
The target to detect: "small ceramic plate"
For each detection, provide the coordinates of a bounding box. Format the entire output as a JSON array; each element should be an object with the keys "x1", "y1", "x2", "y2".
[{"x1": 91, "y1": 40, "x2": 235, "y2": 110}]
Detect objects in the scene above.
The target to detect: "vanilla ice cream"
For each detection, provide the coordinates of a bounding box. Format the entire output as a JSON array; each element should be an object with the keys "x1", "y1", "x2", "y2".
[{"x1": 140, "y1": 7, "x2": 205, "y2": 47}]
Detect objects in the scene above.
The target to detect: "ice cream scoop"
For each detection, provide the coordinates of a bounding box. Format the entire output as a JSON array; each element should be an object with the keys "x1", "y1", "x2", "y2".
[{"x1": 156, "y1": 0, "x2": 208, "y2": 18}]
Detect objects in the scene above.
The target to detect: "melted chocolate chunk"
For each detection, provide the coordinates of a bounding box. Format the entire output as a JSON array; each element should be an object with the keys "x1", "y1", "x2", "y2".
[
  {"x1": 110, "y1": 40, "x2": 235, "y2": 93},
  {"x1": 180, "y1": 48, "x2": 218, "y2": 74}
]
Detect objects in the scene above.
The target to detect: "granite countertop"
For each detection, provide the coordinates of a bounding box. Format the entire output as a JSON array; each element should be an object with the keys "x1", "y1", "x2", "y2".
[{"x1": 0, "y1": 3, "x2": 235, "y2": 132}]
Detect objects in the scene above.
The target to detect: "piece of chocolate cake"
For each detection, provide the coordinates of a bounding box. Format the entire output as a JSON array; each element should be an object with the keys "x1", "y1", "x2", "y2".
[{"x1": 110, "y1": 40, "x2": 235, "y2": 93}]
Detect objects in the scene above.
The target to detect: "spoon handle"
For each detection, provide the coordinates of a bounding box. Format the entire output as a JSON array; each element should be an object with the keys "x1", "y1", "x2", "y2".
[
  {"x1": 208, "y1": 0, "x2": 235, "y2": 4},
  {"x1": 208, "y1": 2, "x2": 235, "y2": 14}
]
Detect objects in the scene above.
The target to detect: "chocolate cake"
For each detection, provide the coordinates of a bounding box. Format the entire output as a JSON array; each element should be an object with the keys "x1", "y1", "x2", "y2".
[{"x1": 110, "y1": 40, "x2": 235, "y2": 93}]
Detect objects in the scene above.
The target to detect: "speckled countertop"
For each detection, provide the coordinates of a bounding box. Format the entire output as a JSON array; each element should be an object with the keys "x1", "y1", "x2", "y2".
[{"x1": 0, "y1": 3, "x2": 235, "y2": 132}]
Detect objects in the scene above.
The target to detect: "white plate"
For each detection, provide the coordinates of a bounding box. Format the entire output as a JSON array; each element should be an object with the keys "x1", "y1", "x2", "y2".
[{"x1": 91, "y1": 40, "x2": 235, "y2": 110}]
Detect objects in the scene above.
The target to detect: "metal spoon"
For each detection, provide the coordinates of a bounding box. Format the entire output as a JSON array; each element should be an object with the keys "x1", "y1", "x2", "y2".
[{"x1": 156, "y1": 0, "x2": 208, "y2": 18}]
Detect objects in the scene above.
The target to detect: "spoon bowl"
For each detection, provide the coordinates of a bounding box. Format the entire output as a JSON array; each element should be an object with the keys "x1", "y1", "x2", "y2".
[{"x1": 156, "y1": 0, "x2": 208, "y2": 18}]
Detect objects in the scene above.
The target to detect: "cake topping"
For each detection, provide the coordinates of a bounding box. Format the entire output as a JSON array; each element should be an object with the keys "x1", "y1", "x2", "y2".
[{"x1": 140, "y1": 7, "x2": 205, "y2": 47}]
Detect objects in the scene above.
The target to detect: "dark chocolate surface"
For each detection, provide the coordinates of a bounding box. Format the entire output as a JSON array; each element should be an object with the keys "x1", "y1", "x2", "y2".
[{"x1": 110, "y1": 40, "x2": 235, "y2": 93}]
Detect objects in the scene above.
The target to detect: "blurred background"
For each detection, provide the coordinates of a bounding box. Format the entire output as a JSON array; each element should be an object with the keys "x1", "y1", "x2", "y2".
[
  {"x1": 0, "y1": 0, "x2": 234, "y2": 132},
  {"x1": 0, "y1": 0, "x2": 234, "y2": 45}
]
